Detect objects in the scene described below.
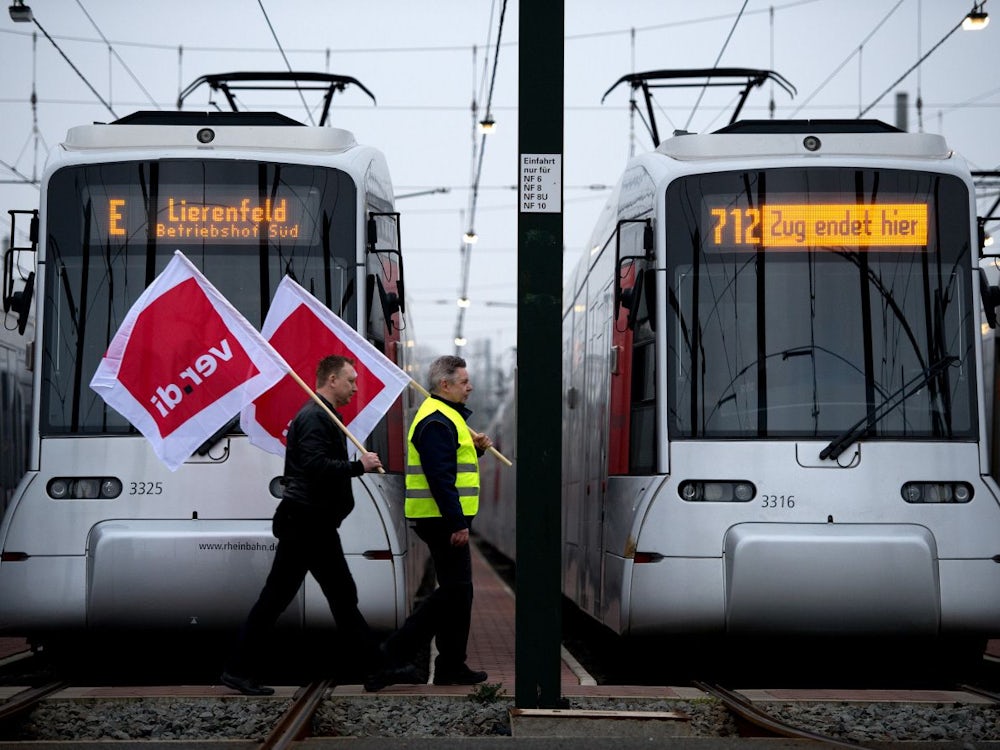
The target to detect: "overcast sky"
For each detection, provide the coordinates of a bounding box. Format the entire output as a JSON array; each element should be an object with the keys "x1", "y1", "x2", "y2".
[{"x1": 1, "y1": 0, "x2": 998, "y2": 365}]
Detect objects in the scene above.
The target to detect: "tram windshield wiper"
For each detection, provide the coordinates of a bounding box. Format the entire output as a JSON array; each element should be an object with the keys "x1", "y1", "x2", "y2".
[
  {"x1": 819, "y1": 355, "x2": 958, "y2": 461},
  {"x1": 195, "y1": 415, "x2": 242, "y2": 456}
]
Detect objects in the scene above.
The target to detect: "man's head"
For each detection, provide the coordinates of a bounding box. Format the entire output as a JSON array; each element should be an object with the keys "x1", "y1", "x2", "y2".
[
  {"x1": 316, "y1": 354, "x2": 358, "y2": 408},
  {"x1": 427, "y1": 355, "x2": 472, "y2": 404}
]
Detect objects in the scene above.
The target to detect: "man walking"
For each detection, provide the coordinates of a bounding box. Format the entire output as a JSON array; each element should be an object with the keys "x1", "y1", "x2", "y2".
[
  {"x1": 366, "y1": 355, "x2": 493, "y2": 691},
  {"x1": 221, "y1": 355, "x2": 382, "y2": 695}
]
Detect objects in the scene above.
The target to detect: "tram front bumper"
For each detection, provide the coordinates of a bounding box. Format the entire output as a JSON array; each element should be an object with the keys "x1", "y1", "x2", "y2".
[{"x1": 723, "y1": 523, "x2": 939, "y2": 634}]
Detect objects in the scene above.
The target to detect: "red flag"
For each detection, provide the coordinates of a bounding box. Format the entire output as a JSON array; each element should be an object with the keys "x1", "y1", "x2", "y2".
[
  {"x1": 90, "y1": 251, "x2": 289, "y2": 471},
  {"x1": 241, "y1": 275, "x2": 411, "y2": 456}
]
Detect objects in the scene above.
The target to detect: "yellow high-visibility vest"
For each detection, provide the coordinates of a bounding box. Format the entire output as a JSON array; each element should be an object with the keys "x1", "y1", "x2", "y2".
[{"x1": 405, "y1": 397, "x2": 480, "y2": 519}]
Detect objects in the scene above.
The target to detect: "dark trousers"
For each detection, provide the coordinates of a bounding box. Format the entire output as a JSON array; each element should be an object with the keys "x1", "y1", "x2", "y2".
[
  {"x1": 226, "y1": 517, "x2": 375, "y2": 676},
  {"x1": 385, "y1": 518, "x2": 473, "y2": 672}
]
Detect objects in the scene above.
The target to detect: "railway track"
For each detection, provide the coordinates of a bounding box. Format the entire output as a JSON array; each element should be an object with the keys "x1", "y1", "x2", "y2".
[
  {"x1": 0, "y1": 680, "x2": 69, "y2": 728},
  {"x1": 257, "y1": 679, "x2": 330, "y2": 750},
  {"x1": 958, "y1": 682, "x2": 1000, "y2": 703},
  {"x1": 0, "y1": 678, "x2": 332, "y2": 746},
  {"x1": 2, "y1": 674, "x2": 999, "y2": 743},
  {"x1": 693, "y1": 680, "x2": 871, "y2": 748}
]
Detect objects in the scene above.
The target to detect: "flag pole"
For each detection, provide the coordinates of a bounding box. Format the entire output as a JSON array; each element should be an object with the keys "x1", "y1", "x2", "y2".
[
  {"x1": 406, "y1": 381, "x2": 512, "y2": 467},
  {"x1": 285, "y1": 368, "x2": 386, "y2": 475}
]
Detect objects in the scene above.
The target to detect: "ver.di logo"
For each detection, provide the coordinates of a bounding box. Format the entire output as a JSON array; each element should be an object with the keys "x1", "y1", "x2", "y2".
[
  {"x1": 149, "y1": 338, "x2": 236, "y2": 416},
  {"x1": 117, "y1": 278, "x2": 260, "y2": 438},
  {"x1": 250, "y1": 303, "x2": 387, "y2": 446}
]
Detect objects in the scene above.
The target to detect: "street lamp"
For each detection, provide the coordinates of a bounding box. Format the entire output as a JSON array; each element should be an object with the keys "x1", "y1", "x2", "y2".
[
  {"x1": 860, "y1": 4, "x2": 992, "y2": 117},
  {"x1": 6, "y1": 0, "x2": 117, "y2": 118},
  {"x1": 963, "y1": 3, "x2": 989, "y2": 30},
  {"x1": 8, "y1": 0, "x2": 32, "y2": 21}
]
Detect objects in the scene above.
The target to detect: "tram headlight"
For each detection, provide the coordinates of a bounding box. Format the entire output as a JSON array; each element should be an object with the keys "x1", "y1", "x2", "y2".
[
  {"x1": 678, "y1": 480, "x2": 756, "y2": 502},
  {"x1": 679, "y1": 481, "x2": 702, "y2": 501},
  {"x1": 268, "y1": 476, "x2": 285, "y2": 499},
  {"x1": 74, "y1": 479, "x2": 99, "y2": 498},
  {"x1": 47, "y1": 476, "x2": 124, "y2": 500},
  {"x1": 47, "y1": 478, "x2": 69, "y2": 499},
  {"x1": 901, "y1": 481, "x2": 974, "y2": 504},
  {"x1": 703, "y1": 483, "x2": 728, "y2": 501},
  {"x1": 100, "y1": 478, "x2": 123, "y2": 498}
]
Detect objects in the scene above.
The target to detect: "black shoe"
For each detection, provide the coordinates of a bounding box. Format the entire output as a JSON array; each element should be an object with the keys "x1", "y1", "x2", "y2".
[
  {"x1": 364, "y1": 663, "x2": 424, "y2": 692},
  {"x1": 221, "y1": 671, "x2": 275, "y2": 696},
  {"x1": 432, "y1": 665, "x2": 488, "y2": 686}
]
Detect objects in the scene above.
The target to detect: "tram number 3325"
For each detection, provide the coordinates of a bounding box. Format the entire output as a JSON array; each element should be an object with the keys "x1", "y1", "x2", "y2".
[
  {"x1": 761, "y1": 494, "x2": 795, "y2": 509},
  {"x1": 129, "y1": 481, "x2": 164, "y2": 496}
]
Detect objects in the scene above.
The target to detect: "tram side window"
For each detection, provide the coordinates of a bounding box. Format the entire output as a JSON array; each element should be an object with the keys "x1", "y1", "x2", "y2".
[
  {"x1": 364, "y1": 304, "x2": 392, "y2": 470},
  {"x1": 629, "y1": 322, "x2": 656, "y2": 473},
  {"x1": 364, "y1": 203, "x2": 405, "y2": 472},
  {"x1": 0, "y1": 346, "x2": 28, "y2": 515}
]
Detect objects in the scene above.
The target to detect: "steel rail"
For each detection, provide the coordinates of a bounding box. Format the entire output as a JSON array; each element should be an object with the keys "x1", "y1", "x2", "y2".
[
  {"x1": 693, "y1": 680, "x2": 871, "y2": 749},
  {"x1": 0, "y1": 680, "x2": 70, "y2": 725},
  {"x1": 257, "y1": 679, "x2": 331, "y2": 750},
  {"x1": 957, "y1": 683, "x2": 1000, "y2": 703}
]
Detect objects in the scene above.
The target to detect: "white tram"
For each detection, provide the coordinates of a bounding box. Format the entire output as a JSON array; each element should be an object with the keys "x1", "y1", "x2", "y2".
[
  {"x1": 0, "y1": 74, "x2": 420, "y2": 642},
  {"x1": 480, "y1": 112, "x2": 1000, "y2": 645}
]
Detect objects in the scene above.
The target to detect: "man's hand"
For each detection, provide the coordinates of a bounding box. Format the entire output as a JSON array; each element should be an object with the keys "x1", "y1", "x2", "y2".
[
  {"x1": 450, "y1": 528, "x2": 470, "y2": 547},
  {"x1": 472, "y1": 433, "x2": 493, "y2": 451},
  {"x1": 359, "y1": 451, "x2": 382, "y2": 472}
]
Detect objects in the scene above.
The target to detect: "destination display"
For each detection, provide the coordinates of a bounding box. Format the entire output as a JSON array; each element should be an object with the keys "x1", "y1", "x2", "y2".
[
  {"x1": 94, "y1": 190, "x2": 321, "y2": 245},
  {"x1": 705, "y1": 200, "x2": 929, "y2": 250}
]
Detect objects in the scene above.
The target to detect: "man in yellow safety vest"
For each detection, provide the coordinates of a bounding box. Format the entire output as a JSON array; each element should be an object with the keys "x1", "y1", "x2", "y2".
[{"x1": 365, "y1": 355, "x2": 493, "y2": 691}]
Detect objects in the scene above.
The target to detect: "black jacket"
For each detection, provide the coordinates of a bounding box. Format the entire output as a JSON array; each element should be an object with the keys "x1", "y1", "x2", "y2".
[{"x1": 276, "y1": 394, "x2": 364, "y2": 528}]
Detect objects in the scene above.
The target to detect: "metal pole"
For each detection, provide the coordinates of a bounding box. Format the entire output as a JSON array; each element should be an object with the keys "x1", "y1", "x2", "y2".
[{"x1": 515, "y1": 0, "x2": 564, "y2": 709}]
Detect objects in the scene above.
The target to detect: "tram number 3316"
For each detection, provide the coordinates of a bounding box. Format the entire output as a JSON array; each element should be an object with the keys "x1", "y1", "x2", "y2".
[{"x1": 761, "y1": 494, "x2": 795, "y2": 508}]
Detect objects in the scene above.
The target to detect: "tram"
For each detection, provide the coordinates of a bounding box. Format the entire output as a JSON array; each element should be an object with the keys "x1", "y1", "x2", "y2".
[
  {"x1": 478, "y1": 70, "x2": 1000, "y2": 647},
  {"x1": 0, "y1": 73, "x2": 419, "y2": 643}
]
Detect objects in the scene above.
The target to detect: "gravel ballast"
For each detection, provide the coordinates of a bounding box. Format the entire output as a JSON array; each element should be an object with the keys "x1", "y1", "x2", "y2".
[{"x1": 9, "y1": 693, "x2": 1000, "y2": 743}]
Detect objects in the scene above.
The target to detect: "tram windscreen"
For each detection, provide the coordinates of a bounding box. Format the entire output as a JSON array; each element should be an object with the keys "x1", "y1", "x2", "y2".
[
  {"x1": 42, "y1": 160, "x2": 358, "y2": 435},
  {"x1": 666, "y1": 167, "x2": 977, "y2": 440}
]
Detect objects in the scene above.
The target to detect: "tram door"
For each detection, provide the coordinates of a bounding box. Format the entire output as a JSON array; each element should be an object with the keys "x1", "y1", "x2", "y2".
[
  {"x1": 562, "y1": 304, "x2": 584, "y2": 605},
  {"x1": 563, "y1": 273, "x2": 611, "y2": 617},
  {"x1": 582, "y1": 276, "x2": 614, "y2": 617}
]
